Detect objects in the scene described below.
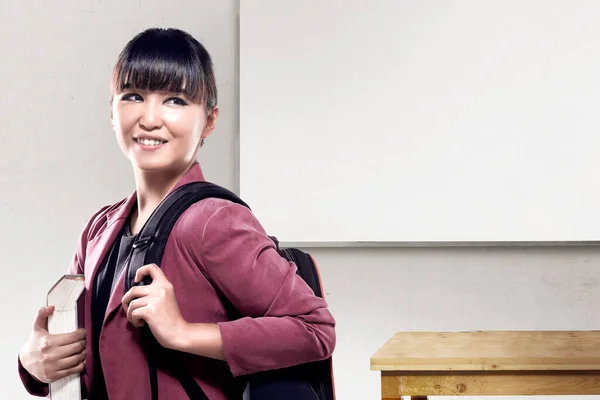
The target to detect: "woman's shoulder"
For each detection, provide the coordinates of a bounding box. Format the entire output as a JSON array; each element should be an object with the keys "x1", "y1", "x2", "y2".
[{"x1": 173, "y1": 196, "x2": 263, "y2": 241}]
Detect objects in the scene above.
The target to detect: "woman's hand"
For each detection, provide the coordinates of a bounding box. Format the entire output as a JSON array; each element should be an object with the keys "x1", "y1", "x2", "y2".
[
  {"x1": 121, "y1": 263, "x2": 188, "y2": 350},
  {"x1": 19, "y1": 306, "x2": 87, "y2": 383}
]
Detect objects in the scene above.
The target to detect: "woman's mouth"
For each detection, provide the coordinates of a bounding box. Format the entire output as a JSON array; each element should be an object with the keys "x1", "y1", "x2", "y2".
[{"x1": 134, "y1": 137, "x2": 168, "y2": 147}]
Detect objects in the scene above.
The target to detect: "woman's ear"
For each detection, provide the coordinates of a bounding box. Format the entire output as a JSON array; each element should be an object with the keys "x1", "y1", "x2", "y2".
[{"x1": 201, "y1": 106, "x2": 219, "y2": 140}]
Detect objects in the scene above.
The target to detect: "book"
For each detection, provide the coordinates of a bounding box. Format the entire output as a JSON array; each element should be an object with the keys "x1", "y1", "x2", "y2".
[{"x1": 46, "y1": 274, "x2": 85, "y2": 400}]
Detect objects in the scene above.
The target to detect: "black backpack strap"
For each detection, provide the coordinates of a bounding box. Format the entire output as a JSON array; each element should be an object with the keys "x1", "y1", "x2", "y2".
[
  {"x1": 124, "y1": 181, "x2": 249, "y2": 400},
  {"x1": 125, "y1": 181, "x2": 250, "y2": 292}
]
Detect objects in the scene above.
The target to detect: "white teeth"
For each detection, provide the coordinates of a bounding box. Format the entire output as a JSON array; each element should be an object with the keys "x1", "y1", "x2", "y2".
[{"x1": 137, "y1": 138, "x2": 163, "y2": 146}]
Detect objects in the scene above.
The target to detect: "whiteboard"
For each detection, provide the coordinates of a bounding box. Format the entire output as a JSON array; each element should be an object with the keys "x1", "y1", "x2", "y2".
[{"x1": 239, "y1": 0, "x2": 600, "y2": 244}]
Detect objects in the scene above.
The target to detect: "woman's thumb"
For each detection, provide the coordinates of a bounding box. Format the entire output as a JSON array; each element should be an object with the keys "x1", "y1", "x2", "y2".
[{"x1": 33, "y1": 306, "x2": 55, "y2": 331}]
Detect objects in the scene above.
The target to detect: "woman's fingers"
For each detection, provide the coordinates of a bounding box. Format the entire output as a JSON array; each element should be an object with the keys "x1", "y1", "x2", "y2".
[
  {"x1": 122, "y1": 285, "x2": 152, "y2": 312},
  {"x1": 53, "y1": 347, "x2": 87, "y2": 372},
  {"x1": 53, "y1": 359, "x2": 86, "y2": 381},
  {"x1": 41, "y1": 329, "x2": 86, "y2": 351},
  {"x1": 33, "y1": 306, "x2": 54, "y2": 332},
  {"x1": 134, "y1": 263, "x2": 166, "y2": 285},
  {"x1": 40, "y1": 338, "x2": 87, "y2": 381},
  {"x1": 52, "y1": 338, "x2": 87, "y2": 360},
  {"x1": 131, "y1": 308, "x2": 147, "y2": 327},
  {"x1": 127, "y1": 297, "x2": 149, "y2": 327}
]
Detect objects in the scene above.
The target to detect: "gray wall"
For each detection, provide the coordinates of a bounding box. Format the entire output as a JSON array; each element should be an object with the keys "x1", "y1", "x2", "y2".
[{"x1": 2, "y1": 1, "x2": 600, "y2": 399}]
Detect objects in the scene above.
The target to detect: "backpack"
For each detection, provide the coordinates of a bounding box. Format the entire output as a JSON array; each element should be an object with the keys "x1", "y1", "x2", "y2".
[{"x1": 122, "y1": 181, "x2": 336, "y2": 400}]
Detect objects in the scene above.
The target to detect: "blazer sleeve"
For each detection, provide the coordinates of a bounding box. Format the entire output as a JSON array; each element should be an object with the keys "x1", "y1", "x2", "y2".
[
  {"x1": 190, "y1": 200, "x2": 336, "y2": 377},
  {"x1": 18, "y1": 206, "x2": 107, "y2": 397}
]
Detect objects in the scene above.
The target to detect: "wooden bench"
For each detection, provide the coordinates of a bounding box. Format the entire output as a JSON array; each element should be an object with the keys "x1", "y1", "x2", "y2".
[{"x1": 371, "y1": 331, "x2": 600, "y2": 399}]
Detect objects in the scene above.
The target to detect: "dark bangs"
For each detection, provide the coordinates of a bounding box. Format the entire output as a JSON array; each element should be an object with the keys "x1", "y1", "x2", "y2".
[{"x1": 111, "y1": 28, "x2": 217, "y2": 111}]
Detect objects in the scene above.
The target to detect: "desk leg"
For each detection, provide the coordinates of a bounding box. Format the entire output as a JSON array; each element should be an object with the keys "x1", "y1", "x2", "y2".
[
  {"x1": 381, "y1": 374, "x2": 430, "y2": 400},
  {"x1": 381, "y1": 373, "x2": 400, "y2": 400}
]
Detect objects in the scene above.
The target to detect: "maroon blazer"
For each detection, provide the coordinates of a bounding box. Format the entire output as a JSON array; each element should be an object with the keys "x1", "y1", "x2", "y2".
[{"x1": 19, "y1": 162, "x2": 336, "y2": 399}]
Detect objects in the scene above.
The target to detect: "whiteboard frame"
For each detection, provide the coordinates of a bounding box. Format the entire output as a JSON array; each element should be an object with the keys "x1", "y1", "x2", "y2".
[{"x1": 276, "y1": 240, "x2": 600, "y2": 248}]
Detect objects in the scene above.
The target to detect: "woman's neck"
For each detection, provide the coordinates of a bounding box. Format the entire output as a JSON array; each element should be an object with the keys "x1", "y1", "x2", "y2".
[{"x1": 129, "y1": 162, "x2": 194, "y2": 234}]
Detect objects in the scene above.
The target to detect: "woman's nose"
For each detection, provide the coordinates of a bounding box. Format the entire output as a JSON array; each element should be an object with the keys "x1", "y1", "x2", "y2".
[{"x1": 139, "y1": 102, "x2": 163, "y2": 131}]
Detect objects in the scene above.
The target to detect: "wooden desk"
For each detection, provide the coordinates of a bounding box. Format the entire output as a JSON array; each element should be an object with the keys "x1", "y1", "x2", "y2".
[{"x1": 371, "y1": 331, "x2": 600, "y2": 399}]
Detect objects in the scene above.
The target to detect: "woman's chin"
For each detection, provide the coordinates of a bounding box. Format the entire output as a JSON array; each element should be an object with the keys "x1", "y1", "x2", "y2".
[
  {"x1": 128, "y1": 155, "x2": 191, "y2": 176},
  {"x1": 130, "y1": 157, "x2": 174, "y2": 173}
]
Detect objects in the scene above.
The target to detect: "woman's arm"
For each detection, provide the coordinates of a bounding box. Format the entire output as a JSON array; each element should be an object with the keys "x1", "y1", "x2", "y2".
[
  {"x1": 122, "y1": 199, "x2": 336, "y2": 377},
  {"x1": 184, "y1": 200, "x2": 336, "y2": 377}
]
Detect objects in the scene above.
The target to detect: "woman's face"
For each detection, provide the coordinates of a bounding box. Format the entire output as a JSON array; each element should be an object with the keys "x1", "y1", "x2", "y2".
[{"x1": 111, "y1": 88, "x2": 218, "y2": 174}]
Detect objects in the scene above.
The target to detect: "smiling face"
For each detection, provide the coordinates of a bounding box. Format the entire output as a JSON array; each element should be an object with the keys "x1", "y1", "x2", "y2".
[
  {"x1": 109, "y1": 28, "x2": 219, "y2": 175},
  {"x1": 111, "y1": 88, "x2": 217, "y2": 173}
]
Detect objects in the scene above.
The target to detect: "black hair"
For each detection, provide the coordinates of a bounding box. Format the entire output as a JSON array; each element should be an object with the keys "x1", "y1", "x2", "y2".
[{"x1": 111, "y1": 28, "x2": 217, "y2": 112}]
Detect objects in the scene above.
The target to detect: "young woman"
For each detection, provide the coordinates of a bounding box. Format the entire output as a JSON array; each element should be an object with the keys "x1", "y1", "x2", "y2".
[{"x1": 18, "y1": 27, "x2": 336, "y2": 400}]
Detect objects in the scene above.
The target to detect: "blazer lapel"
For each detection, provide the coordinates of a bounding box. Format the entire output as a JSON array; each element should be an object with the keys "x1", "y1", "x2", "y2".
[
  {"x1": 82, "y1": 193, "x2": 136, "y2": 327},
  {"x1": 81, "y1": 192, "x2": 136, "y2": 391},
  {"x1": 104, "y1": 259, "x2": 128, "y2": 324},
  {"x1": 84, "y1": 193, "x2": 137, "y2": 291},
  {"x1": 103, "y1": 197, "x2": 140, "y2": 324}
]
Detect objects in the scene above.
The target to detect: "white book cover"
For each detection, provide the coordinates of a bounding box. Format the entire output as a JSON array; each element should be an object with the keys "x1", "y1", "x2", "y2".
[{"x1": 46, "y1": 274, "x2": 85, "y2": 400}]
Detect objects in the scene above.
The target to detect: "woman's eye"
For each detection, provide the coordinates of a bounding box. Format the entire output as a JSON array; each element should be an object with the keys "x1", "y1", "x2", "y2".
[
  {"x1": 122, "y1": 93, "x2": 143, "y2": 102},
  {"x1": 165, "y1": 97, "x2": 188, "y2": 106}
]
